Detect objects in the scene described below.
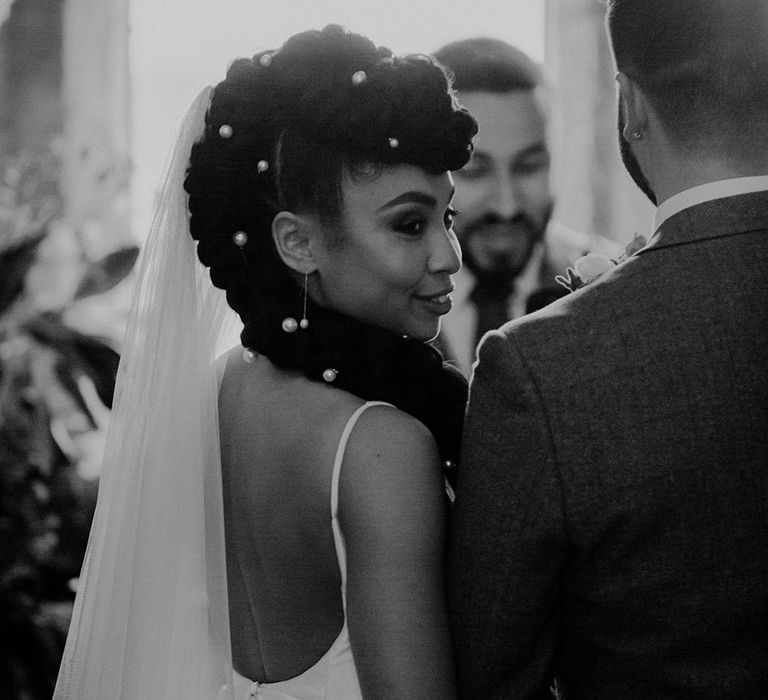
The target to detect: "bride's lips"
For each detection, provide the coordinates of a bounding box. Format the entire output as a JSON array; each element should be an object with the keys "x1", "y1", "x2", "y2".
[{"x1": 413, "y1": 287, "x2": 454, "y2": 314}]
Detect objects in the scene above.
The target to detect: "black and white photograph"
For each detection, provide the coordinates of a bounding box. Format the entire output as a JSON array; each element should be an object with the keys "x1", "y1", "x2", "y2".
[{"x1": 1, "y1": 1, "x2": 766, "y2": 698}]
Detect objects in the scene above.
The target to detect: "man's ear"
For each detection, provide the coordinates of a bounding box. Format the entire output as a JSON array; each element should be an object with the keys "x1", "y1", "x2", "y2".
[
  {"x1": 616, "y1": 71, "x2": 649, "y2": 140},
  {"x1": 272, "y1": 211, "x2": 319, "y2": 274}
]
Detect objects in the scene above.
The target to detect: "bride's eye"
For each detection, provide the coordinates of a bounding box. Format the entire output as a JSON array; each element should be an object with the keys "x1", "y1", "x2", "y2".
[{"x1": 393, "y1": 215, "x2": 427, "y2": 237}]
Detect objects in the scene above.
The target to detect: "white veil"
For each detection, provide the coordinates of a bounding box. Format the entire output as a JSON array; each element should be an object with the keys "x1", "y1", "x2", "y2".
[{"x1": 54, "y1": 87, "x2": 240, "y2": 699}]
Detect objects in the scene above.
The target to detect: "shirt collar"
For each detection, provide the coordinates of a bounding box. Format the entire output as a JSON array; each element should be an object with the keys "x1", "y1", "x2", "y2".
[{"x1": 654, "y1": 176, "x2": 768, "y2": 232}]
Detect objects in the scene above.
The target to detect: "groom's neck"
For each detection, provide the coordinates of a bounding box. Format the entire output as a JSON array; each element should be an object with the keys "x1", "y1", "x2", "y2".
[{"x1": 643, "y1": 131, "x2": 768, "y2": 206}]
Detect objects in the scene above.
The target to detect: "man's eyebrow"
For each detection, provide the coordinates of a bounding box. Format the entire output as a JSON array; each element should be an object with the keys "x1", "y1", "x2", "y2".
[{"x1": 515, "y1": 142, "x2": 549, "y2": 160}]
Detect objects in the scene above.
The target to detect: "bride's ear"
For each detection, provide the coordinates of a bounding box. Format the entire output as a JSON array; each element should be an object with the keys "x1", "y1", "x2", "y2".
[{"x1": 272, "y1": 211, "x2": 320, "y2": 275}]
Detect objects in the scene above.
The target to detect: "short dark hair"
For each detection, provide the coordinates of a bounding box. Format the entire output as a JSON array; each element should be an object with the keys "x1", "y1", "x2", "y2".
[
  {"x1": 606, "y1": 0, "x2": 768, "y2": 152},
  {"x1": 432, "y1": 37, "x2": 541, "y2": 94}
]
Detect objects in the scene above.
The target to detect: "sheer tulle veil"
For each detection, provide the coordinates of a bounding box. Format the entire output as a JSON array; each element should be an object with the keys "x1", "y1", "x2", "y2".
[{"x1": 54, "y1": 87, "x2": 240, "y2": 699}]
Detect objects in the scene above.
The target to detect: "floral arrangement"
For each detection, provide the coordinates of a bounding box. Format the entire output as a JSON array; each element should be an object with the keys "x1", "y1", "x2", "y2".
[
  {"x1": 555, "y1": 234, "x2": 648, "y2": 293},
  {"x1": 0, "y1": 149, "x2": 134, "y2": 699}
]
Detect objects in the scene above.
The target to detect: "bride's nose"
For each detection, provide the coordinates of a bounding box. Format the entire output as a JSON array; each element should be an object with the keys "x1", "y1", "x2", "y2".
[{"x1": 427, "y1": 228, "x2": 462, "y2": 275}]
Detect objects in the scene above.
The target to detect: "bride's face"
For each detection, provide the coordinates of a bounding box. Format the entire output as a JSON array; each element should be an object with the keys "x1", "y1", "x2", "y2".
[{"x1": 310, "y1": 164, "x2": 461, "y2": 342}]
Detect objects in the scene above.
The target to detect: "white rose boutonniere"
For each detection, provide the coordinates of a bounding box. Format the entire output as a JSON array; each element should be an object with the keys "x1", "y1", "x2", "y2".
[
  {"x1": 574, "y1": 254, "x2": 615, "y2": 284},
  {"x1": 556, "y1": 234, "x2": 647, "y2": 292}
]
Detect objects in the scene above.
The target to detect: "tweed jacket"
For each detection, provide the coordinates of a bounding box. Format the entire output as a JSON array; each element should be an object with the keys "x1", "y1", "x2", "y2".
[{"x1": 448, "y1": 190, "x2": 768, "y2": 699}]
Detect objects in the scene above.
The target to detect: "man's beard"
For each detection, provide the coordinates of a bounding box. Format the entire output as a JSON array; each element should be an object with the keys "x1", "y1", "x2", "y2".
[
  {"x1": 460, "y1": 205, "x2": 551, "y2": 290},
  {"x1": 618, "y1": 107, "x2": 657, "y2": 205}
]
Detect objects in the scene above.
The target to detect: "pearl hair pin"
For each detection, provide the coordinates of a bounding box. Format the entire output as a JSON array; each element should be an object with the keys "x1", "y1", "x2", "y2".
[
  {"x1": 233, "y1": 231, "x2": 248, "y2": 247},
  {"x1": 322, "y1": 368, "x2": 338, "y2": 383},
  {"x1": 351, "y1": 70, "x2": 367, "y2": 85},
  {"x1": 282, "y1": 317, "x2": 298, "y2": 333},
  {"x1": 219, "y1": 124, "x2": 233, "y2": 139},
  {"x1": 257, "y1": 160, "x2": 269, "y2": 173},
  {"x1": 388, "y1": 137, "x2": 399, "y2": 148}
]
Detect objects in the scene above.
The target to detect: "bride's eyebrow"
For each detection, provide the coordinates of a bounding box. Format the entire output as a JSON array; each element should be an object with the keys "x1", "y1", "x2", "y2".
[
  {"x1": 376, "y1": 191, "x2": 437, "y2": 212},
  {"x1": 377, "y1": 186, "x2": 456, "y2": 213}
]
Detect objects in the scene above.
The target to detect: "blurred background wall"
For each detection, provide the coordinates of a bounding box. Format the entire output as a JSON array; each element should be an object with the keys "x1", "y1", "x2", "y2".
[{"x1": 545, "y1": 0, "x2": 653, "y2": 244}]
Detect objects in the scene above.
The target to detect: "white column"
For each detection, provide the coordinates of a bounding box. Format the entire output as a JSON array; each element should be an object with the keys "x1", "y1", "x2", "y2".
[
  {"x1": 545, "y1": 0, "x2": 653, "y2": 245},
  {"x1": 61, "y1": 0, "x2": 131, "y2": 258}
]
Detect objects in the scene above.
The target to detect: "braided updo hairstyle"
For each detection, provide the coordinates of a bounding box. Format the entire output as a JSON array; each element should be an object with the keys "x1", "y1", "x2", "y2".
[{"x1": 184, "y1": 25, "x2": 478, "y2": 467}]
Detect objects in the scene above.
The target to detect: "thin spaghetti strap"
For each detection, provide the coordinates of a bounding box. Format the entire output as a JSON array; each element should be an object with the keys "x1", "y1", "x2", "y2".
[
  {"x1": 330, "y1": 400, "x2": 391, "y2": 597},
  {"x1": 331, "y1": 401, "x2": 392, "y2": 519}
]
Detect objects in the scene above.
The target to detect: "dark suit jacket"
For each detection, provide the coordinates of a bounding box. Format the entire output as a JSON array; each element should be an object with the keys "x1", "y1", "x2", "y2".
[{"x1": 448, "y1": 191, "x2": 768, "y2": 699}]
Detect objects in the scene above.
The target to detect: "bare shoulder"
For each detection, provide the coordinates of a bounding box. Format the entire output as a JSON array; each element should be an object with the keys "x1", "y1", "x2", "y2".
[
  {"x1": 217, "y1": 345, "x2": 252, "y2": 396},
  {"x1": 338, "y1": 404, "x2": 445, "y2": 529},
  {"x1": 345, "y1": 404, "x2": 440, "y2": 480}
]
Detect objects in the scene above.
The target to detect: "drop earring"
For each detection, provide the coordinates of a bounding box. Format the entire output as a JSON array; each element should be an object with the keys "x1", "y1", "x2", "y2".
[
  {"x1": 300, "y1": 272, "x2": 309, "y2": 329},
  {"x1": 281, "y1": 272, "x2": 310, "y2": 333}
]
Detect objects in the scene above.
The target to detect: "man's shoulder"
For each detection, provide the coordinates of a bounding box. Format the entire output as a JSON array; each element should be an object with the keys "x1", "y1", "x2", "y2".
[
  {"x1": 510, "y1": 264, "x2": 621, "y2": 331},
  {"x1": 491, "y1": 258, "x2": 646, "y2": 369}
]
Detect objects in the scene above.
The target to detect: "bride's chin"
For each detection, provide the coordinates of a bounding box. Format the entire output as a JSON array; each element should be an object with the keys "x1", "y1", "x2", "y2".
[
  {"x1": 376, "y1": 315, "x2": 439, "y2": 343},
  {"x1": 406, "y1": 323, "x2": 441, "y2": 344}
]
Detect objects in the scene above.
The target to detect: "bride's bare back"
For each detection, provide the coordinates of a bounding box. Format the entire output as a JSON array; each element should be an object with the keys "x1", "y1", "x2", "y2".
[
  {"x1": 219, "y1": 348, "x2": 351, "y2": 680},
  {"x1": 218, "y1": 349, "x2": 454, "y2": 696}
]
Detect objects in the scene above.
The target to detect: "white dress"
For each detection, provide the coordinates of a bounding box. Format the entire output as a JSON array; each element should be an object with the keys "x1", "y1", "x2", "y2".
[{"x1": 221, "y1": 401, "x2": 389, "y2": 700}]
